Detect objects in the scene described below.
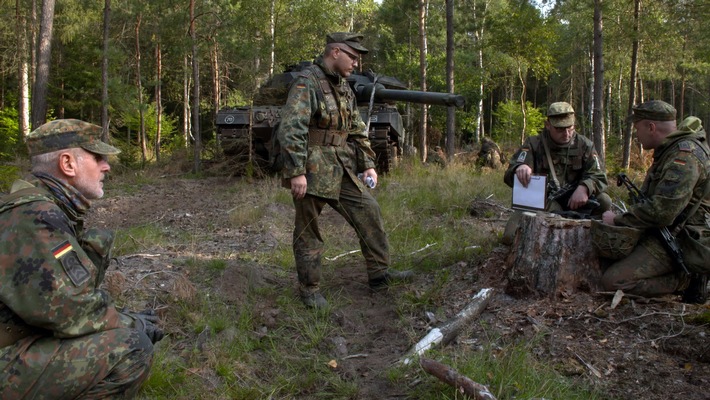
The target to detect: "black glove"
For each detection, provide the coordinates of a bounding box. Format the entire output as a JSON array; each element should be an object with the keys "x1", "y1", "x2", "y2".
[{"x1": 127, "y1": 308, "x2": 165, "y2": 344}]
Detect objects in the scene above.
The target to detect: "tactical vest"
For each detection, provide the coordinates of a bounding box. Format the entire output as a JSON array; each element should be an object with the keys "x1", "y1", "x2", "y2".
[{"x1": 299, "y1": 65, "x2": 355, "y2": 147}]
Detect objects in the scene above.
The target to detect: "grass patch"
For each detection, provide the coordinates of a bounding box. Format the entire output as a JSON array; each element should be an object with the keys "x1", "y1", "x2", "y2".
[{"x1": 409, "y1": 333, "x2": 606, "y2": 399}]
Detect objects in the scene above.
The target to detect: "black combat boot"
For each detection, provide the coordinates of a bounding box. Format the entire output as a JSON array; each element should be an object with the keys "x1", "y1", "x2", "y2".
[
  {"x1": 369, "y1": 269, "x2": 414, "y2": 291},
  {"x1": 301, "y1": 291, "x2": 328, "y2": 309},
  {"x1": 681, "y1": 274, "x2": 708, "y2": 304}
]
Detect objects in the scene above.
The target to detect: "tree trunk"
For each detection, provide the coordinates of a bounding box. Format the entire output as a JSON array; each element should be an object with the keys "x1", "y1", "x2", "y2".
[
  {"x1": 16, "y1": 0, "x2": 30, "y2": 138},
  {"x1": 183, "y1": 54, "x2": 190, "y2": 148},
  {"x1": 269, "y1": 0, "x2": 275, "y2": 77},
  {"x1": 190, "y1": 0, "x2": 201, "y2": 173},
  {"x1": 592, "y1": 0, "x2": 605, "y2": 168},
  {"x1": 210, "y1": 40, "x2": 220, "y2": 150},
  {"x1": 505, "y1": 212, "x2": 603, "y2": 298},
  {"x1": 445, "y1": 0, "x2": 455, "y2": 161},
  {"x1": 518, "y1": 62, "x2": 527, "y2": 145},
  {"x1": 418, "y1": 0, "x2": 428, "y2": 163},
  {"x1": 155, "y1": 41, "x2": 162, "y2": 162},
  {"x1": 101, "y1": 0, "x2": 110, "y2": 140},
  {"x1": 30, "y1": 0, "x2": 55, "y2": 129},
  {"x1": 134, "y1": 14, "x2": 146, "y2": 164},
  {"x1": 623, "y1": 0, "x2": 641, "y2": 170}
]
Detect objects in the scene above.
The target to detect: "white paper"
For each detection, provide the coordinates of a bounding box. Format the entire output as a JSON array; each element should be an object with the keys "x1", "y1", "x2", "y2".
[{"x1": 512, "y1": 174, "x2": 547, "y2": 211}]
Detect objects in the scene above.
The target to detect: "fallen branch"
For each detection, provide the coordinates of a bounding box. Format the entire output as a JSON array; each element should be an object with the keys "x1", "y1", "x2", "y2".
[
  {"x1": 401, "y1": 288, "x2": 494, "y2": 365},
  {"x1": 409, "y1": 243, "x2": 438, "y2": 255},
  {"x1": 325, "y1": 249, "x2": 361, "y2": 261},
  {"x1": 420, "y1": 357, "x2": 497, "y2": 400}
]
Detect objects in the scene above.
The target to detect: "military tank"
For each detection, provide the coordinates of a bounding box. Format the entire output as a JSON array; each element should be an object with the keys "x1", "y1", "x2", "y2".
[{"x1": 215, "y1": 62, "x2": 465, "y2": 173}]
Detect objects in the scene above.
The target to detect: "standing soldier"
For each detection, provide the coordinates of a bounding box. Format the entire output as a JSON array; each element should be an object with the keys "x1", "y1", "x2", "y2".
[
  {"x1": 0, "y1": 119, "x2": 163, "y2": 398},
  {"x1": 599, "y1": 101, "x2": 710, "y2": 303},
  {"x1": 276, "y1": 33, "x2": 413, "y2": 308}
]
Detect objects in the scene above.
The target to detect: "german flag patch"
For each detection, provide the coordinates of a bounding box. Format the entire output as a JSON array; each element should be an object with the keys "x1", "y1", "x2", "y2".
[
  {"x1": 52, "y1": 241, "x2": 73, "y2": 259},
  {"x1": 295, "y1": 83, "x2": 306, "y2": 89}
]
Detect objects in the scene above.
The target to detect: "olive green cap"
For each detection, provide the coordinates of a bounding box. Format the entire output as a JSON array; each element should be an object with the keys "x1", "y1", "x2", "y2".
[
  {"x1": 326, "y1": 32, "x2": 369, "y2": 54},
  {"x1": 27, "y1": 119, "x2": 121, "y2": 157},
  {"x1": 629, "y1": 100, "x2": 676, "y2": 122},
  {"x1": 547, "y1": 102, "x2": 575, "y2": 127}
]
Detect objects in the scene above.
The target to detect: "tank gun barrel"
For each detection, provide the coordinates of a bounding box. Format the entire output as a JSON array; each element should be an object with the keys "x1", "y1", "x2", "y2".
[{"x1": 354, "y1": 83, "x2": 465, "y2": 108}]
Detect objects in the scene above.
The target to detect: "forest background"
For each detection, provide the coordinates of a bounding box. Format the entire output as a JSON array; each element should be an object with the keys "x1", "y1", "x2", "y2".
[{"x1": 1, "y1": 0, "x2": 710, "y2": 179}]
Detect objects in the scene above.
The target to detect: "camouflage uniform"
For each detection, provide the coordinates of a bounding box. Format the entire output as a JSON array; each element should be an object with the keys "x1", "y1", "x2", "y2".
[
  {"x1": 0, "y1": 120, "x2": 154, "y2": 398},
  {"x1": 276, "y1": 38, "x2": 391, "y2": 296},
  {"x1": 426, "y1": 146, "x2": 447, "y2": 167},
  {"x1": 477, "y1": 137, "x2": 502, "y2": 169},
  {"x1": 504, "y1": 130, "x2": 611, "y2": 213},
  {"x1": 602, "y1": 105, "x2": 710, "y2": 297}
]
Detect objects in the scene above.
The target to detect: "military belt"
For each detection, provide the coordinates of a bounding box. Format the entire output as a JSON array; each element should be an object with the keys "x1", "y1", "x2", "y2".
[
  {"x1": 0, "y1": 321, "x2": 37, "y2": 348},
  {"x1": 308, "y1": 129, "x2": 348, "y2": 147}
]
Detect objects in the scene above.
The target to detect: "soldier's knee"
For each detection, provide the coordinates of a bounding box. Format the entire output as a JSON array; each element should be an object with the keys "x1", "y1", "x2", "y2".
[{"x1": 595, "y1": 192, "x2": 612, "y2": 213}]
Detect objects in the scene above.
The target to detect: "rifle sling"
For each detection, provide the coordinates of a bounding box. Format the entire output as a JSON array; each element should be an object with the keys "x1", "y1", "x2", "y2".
[{"x1": 541, "y1": 133, "x2": 561, "y2": 190}]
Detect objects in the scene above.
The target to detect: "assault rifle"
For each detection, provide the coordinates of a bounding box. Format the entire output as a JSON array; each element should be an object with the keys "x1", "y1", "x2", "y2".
[
  {"x1": 616, "y1": 173, "x2": 690, "y2": 275},
  {"x1": 548, "y1": 182, "x2": 600, "y2": 219}
]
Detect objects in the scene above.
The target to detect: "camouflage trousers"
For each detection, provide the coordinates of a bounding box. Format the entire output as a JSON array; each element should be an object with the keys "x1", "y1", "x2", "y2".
[
  {"x1": 601, "y1": 236, "x2": 687, "y2": 297},
  {"x1": 293, "y1": 175, "x2": 390, "y2": 293},
  {"x1": 0, "y1": 328, "x2": 154, "y2": 399}
]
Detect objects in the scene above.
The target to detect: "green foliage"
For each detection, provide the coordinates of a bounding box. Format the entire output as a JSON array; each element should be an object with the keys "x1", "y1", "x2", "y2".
[
  {"x1": 0, "y1": 107, "x2": 22, "y2": 161},
  {"x1": 492, "y1": 100, "x2": 545, "y2": 143}
]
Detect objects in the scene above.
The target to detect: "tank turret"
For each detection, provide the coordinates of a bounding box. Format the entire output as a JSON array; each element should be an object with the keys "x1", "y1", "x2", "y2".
[{"x1": 216, "y1": 62, "x2": 465, "y2": 173}]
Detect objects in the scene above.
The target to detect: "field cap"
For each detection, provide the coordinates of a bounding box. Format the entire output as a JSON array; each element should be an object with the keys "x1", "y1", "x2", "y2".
[
  {"x1": 629, "y1": 100, "x2": 676, "y2": 123},
  {"x1": 326, "y1": 32, "x2": 369, "y2": 54},
  {"x1": 27, "y1": 119, "x2": 121, "y2": 157},
  {"x1": 547, "y1": 102, "x2": 575, "y2": 127}
]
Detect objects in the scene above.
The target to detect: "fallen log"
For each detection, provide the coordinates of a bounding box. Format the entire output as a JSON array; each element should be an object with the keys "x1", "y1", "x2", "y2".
[
  {"x1": 420, "y1": 357, "x2": 497, "y2": 400},
  {"x1": 401, "y1": 288, "x2": 494, "y2": 365}
]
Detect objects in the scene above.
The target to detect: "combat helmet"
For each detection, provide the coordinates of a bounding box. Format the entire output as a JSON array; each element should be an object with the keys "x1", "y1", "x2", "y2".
[{"x1": 590, "y1": 220, "x2": 641, "y2": 260}]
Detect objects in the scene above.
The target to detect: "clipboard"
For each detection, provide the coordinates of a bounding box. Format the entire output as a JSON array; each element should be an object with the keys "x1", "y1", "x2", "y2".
[{"x1": 512, "y1": 174, "x2": 547, "y2": 211}]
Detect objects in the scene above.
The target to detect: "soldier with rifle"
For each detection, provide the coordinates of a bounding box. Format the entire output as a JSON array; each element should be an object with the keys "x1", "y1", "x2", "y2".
[
  {"x1": 600, "y1": 101, "x2": 710, "y2": 303},
  {"x1": 502, "y1": 102, "x2": 612, "y2": 243}
]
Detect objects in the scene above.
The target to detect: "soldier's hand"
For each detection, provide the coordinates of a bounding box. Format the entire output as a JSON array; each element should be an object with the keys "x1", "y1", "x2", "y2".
[
  {"x1": 362, "y1": 168, "x2": 377, "y2": 188},
  {"x1": 291, "y1": 175, "x2": 307, "y2": 200},
  {"x1": 602, "y1": 211, "x2": 616, "y2": 225},
  {"x1": 515, "y1": 164, "x2": 532, "y2": 187},
  {"x1": 128, "y1": 309, "x2": 165, "y2": 344},
  {"x1": 568, "y1": 185, "x2": 590, "y2": 210}
]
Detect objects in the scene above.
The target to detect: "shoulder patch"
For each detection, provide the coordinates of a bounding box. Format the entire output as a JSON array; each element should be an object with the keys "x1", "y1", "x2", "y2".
[
  {"x1": 59, "y1": 250, "x2": 90, "y2": 287},
  {"x1": 672, "y1": 159, "x2": 687, "y2": 166},
  {"x1": 517, "y1": 151, "x2": 528, "y2": 163},
  {"x1": 678, "y1": 141, "x2": 693, "y2": 152}
]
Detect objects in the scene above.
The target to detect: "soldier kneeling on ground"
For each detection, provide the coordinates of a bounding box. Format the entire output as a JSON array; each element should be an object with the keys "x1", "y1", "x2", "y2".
[{"x1": 595, "y1": 101, "x2": 710, "y2": 304}]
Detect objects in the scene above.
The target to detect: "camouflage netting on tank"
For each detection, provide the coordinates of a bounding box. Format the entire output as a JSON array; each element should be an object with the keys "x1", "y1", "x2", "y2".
[
  {"x1": 253, "y1": 87, "x2": 290, "y2": 106},
  {"x1": 590, "y1": 219, "x2": 642, "y2": 260}
]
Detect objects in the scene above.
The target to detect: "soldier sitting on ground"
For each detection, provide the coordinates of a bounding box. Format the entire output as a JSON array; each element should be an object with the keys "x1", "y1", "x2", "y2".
[
  {"x1": 426, "y1": 145, "x2": 447, "y2": 167},
  {"x1": 0, "y1": 119, "x2": 163, "y2": 398},
  {"x1": 476, "y1": 137, "x2": 503, "y2": 169}
]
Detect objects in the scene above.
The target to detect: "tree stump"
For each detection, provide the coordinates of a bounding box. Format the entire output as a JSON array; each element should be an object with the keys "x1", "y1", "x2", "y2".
[{"x1": 505, "y1": 212, "x2": 602, "y2": 298}]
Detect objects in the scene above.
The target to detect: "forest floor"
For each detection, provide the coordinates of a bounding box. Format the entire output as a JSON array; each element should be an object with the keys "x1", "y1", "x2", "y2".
[{"x1": 87, "y1": 174, "x2": 710, "y2": 400}]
